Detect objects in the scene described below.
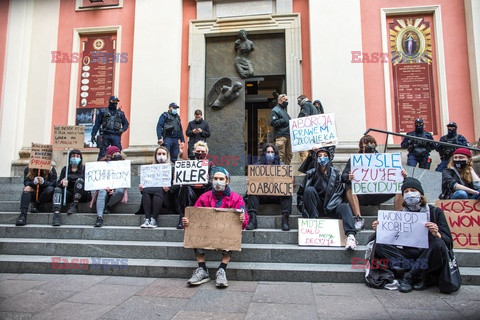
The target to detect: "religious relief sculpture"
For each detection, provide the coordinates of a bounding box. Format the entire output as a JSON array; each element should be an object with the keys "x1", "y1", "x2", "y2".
[
  {"x1": 207, "y1": 77, "x2": 243, "y2": 109},
  {"x1": 234, "y1": 29, "x2": 254, "y2": 79}
]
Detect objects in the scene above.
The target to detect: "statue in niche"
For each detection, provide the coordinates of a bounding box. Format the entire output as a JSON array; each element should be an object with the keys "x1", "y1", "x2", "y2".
[
  {"x1": 234, "y1": 29, "x2": 254, "y2": 79},
  {"x1": 207, "y1": 77, "x2": 243, "y2": 109}
]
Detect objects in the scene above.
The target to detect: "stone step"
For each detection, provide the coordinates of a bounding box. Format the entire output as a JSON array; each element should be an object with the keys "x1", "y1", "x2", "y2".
[
  {"x1": 0, "y1": 254, "x2": 479, "y2": 285},
  {"x1": 0, "y1": 224, "x2": 375, "y2": 244},
  {"x1": 1, "y1": 238, "x2": 479, "y2": 267},
  {"x1": 0, "y1": 212, "x2": 379, "y2": 230}
]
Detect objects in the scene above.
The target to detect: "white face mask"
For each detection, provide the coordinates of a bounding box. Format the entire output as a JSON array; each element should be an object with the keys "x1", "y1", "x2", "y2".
[
  {"x1": 212, "y1": 180, "x2": 226, "y2": 191},
  {"x1": 404, "y1": 191, "x2": 421, "y2": 210},
  {"x1": 156, "y1": 155, "x2": 167, "y2": 163}
]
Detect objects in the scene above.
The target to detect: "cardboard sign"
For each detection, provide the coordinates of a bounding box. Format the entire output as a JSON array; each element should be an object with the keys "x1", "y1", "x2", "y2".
[
  {"x1": 351, "y1": 153, "x2": 403, "y2": 194},
  {"x1": 84, "y1": 160, "x2": 131, "y2": 191},
  {"x1": 183, "y1": 207, "x2": 243, "y2": 251},
  {"x1": 140, "y1": 164, "x2": 171, "y2": 188},
  {"x1": 29, "y1": 143, "x2": 53, "y2": 170},
  {"x1": 298, "y1": 218, "x2": 346, "y2": 247},
  {"x1": 247, "y1": 165, "x2": 293, "y2": 196},
  {"x1": 376, "y1": 210, "x2": 429, "y2": 249},
  {"x1": 435, "y1": 200, "x2": 480, "y2": 249},
  {"x1": 289, "y1": 113, "x2": 338, "y2": 152},
  {"x1": 173, "y1": 160, "x2": 209, "y2": 185},
  {"x1": 53, "y1": 126, "x2": 85, "y2": 149}
]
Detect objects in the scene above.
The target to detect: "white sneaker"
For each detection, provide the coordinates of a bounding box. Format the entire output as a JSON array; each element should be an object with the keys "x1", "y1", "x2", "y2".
[
  {"x1": 148, "y1": 218, "x2": 158, "y2": 228},
  {"x1": 140, "y1": 218, "x2": 150, "y2": 228},
  {"x1": 354, "y1": 216, "x2": 364, "y2": 231},
  {"x1": 345, "y1": 234, "x2": 357, "y2": 251}
]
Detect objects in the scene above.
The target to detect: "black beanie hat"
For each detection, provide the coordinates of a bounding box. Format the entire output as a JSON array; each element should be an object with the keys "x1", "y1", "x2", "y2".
[{"x1": 401, "y1": 177, "x2": 424, "y2": 195}]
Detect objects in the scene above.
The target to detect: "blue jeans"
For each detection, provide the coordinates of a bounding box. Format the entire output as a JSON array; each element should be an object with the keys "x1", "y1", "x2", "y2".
[
  {"x1": 96, "y1": 188, "x2": 125, "y2": 217},
  {"x1": 163, "y1": 137, "x2": 180, "y2": 162},
  {"x1": 407, "y1": 154, "x2": 430, "y2": 169},
  {"x1": 98, "y1": 134, "x2": 122, "y2": 160},
  {"x1": 450, "y1": 190, "x2": 480, "y2": 200}
]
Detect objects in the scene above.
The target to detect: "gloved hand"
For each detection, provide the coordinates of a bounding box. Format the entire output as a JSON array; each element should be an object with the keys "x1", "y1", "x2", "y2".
[
  {"x1": 91, "y1": 135, "x2": 96, "y2": 144},
  {"x1": 34, "y1": 177, "x2": 44, "y2": 185}
]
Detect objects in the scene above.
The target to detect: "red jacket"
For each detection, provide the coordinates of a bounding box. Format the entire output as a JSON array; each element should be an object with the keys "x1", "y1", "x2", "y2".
[{"x1": 195, "y1": 187, "x2": 249, "y2": 229}]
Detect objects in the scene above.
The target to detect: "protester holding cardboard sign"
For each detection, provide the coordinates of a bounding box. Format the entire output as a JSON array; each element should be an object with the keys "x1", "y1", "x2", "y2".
[
  {"x1": 137, "y1": 146, "x2": 175, "y2": 228},
  {"x1": 245, "y1": 143, "x2": 292, "y2": 231},
  {"x1": 52, "y1": 149, "x2": 91, "y2": 226},
  {"x1": 297, "y1": 147, "x2": 358, "y2": 250},
  {"x1": 342, "y1": 135, "x2": 406, "y2": 231},
  {"x1": 176, "y1": 141, "x2": 214, "y2": 229},
  {"x1": 89, "y1": 146, "x2": 128, "y2": 227},
  {"x1": 371, "y1": 178, "x2": 456, "y2": 293},
  {"x1": 182, "y1": 167, "x2": 248, "y2": 288},
  {"x1": 15, "y1": 166, "x2": 57, "y2": 226},
  {"x1": 441, "y1": 148, "x2": 480, "y2": 200}
]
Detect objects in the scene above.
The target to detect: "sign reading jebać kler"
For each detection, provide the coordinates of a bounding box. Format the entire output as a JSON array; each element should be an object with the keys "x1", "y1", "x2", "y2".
[
  {"x1": 247, "y1": 165, "x2": 293, "y2": 196},
  {"x1": 289, "y1": 113, "x2": 338, "y2": 152},
  {"x1": 140, "y1": 164, "x2": 171, "y2": 188},
  {"x1": 174, "y1": 160, "x2": 209, "y2": 185},
  {"x1": 84, "y1": 160, "x2": 131, "y2": 191},
  {"x1": 351, "y1": 153, "x2": 403, "y2": 194},
  {"x1": 376, "y1": 210, "x2": 429, "y2": 249}
]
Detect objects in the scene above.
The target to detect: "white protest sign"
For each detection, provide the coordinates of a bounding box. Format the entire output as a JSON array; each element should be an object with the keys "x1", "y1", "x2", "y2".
[
  {"x1": 376, "y1": 210, "x2": 429, "y2": 249},
  {"x1": 289, "y1": 113, "x2": 338, "y2": 152},
  {"x1": 174, "y1": 160, "x2": 209, "y2": 185},
  {"x1": 84, "y1": 160, "x2": 131, "y2": 191},
  {"x1": 351, "y1": 153, "x2": 403, "y2": 194},
  {"x1": 140, "y1": 164, "x2": 171, "y2": 188},
  {"x1": 298, "y1": 218, "x2": 345, "y2": 247}
]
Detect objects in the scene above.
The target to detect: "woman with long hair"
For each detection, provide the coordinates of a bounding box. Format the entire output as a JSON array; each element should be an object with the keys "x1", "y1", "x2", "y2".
[{"x1": 441, "y1": 148, "x2": 480, "y2": 199}]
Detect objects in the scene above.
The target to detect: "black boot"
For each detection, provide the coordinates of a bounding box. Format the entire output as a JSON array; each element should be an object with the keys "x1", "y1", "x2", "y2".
[
  {"x1": 95, "y1": 216, "x2": 103, "y2": 227},
  {"x1": 30, "y1": 202, "x2": 39, "y2": 213},
  {"x1": 399, "y1": 274, "x2": 413, "y2": 293},
  {"x1": 67, "y1": 202, "x2": 78, "y2": 214},
  {"x1": 16, "y1": 211, "x2": 27, "y2": 226},
  {"x1": 281, "y1": 213, "x2": 290, "y2": 231},
  {"x1": 52, "y1": 212, "x2": 61, "y2": 226},
  {"x1": 176, "y1": 214, "x2": 184, "y2": 229},
  {"x1": 246, "y1": 212, "x2": 257, "y2": 230},
  {"x1": 413, "y1": 273, "x2": 427, "y2": 291}
]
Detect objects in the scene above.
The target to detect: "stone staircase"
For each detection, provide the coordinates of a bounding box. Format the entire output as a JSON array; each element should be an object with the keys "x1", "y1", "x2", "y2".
[{"x1": 1, "y1": 173, "x2": 479, "y2": 285}]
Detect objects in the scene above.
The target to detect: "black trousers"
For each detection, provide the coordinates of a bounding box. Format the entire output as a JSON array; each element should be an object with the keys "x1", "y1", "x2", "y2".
[
  {"x1": 20, "y1": 186, "x2": 55, "y2": 210},
  {"x1": 247, "y1": 195, "x2": 292, "y2": 215},
  {"x1": 303, "y1": 186, "x2": 356, "y2": 235},
  {"x1": 374, "y1": 238, "x2": 449, "y2": 278}
]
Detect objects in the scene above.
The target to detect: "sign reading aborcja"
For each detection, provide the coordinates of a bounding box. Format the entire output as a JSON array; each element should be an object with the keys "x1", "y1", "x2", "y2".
[{"x1": 247, "y1": 165, "x2": 293, "y2": 196}]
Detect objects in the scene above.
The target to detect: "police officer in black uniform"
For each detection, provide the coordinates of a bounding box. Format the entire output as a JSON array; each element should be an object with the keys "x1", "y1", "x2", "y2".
[
  {"x1": 435, "y1": 122, "x2": 469, "y2": 172},
  {"x1": 91, "y1": 96, "x2": 129, "y2": 160},
  {"x1": 400, "y1": 118, "x2": 435, "y2": 169}
]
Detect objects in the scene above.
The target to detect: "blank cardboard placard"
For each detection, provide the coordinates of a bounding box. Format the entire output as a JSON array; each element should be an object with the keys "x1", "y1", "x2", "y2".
[{"x1": 183, "y1": 207, "x2": 243, "y2": 251}]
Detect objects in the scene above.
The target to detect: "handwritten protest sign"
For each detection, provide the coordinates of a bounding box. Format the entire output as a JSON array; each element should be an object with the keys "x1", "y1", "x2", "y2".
[
  {"x1": 289, "y1": 113, "x2": 338, "y2": 152},
  {"x1": 376, "y1": 210, "x2": 429, "y2": 248},
  {"x1": 53, "y1": 126, "x2": 85, "y2": 149},
  {"x1": 351, "y1": 153, "x2": 403, "y2": 194},
  {"x1": 140, "y1": 164, "x2": 171, "y2": 188},
  {"x1": 436, "y1": 200, "x2": 480, "y2": 249},
  {"x1": 247, "y1": 165, "x2": 293, "y2": 196},
  {"x1": 29, "y1": 143, "x2": 53, "y2": 170},
  {"x1": 84, "y1": 160, "x2": 131, "y2": 191},
  {"x1": 174, "y1": 160, "x2": 209, "y2": 185},
  {"x1": 298, "y1": 218, "x2": 346, "y2": 247},
  {"x1": 183, "y1": 207, "x2": 243, "y2": 251}
]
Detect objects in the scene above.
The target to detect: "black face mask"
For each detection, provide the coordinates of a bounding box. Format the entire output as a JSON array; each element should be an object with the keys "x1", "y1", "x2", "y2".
[
  {"x1": 364, "y1": 145, "x2": 376, "y2": 153},
  {"x1": 454, "y1": 160, "x2": 467, "y2": 170},
  {"x1": 112, "y1": 154, "x2": 122, "y2": 161},
  {"x1": 415, "y1": 124, "x2": 424, "y2": 134},
  {"x1": 108, "y1": 102, "x2": 118, "y2": 110},
  {"x1": 282, "y1": 102, "x2": 288, "y2": 108},
  {"x1": 195, "y1": 153, "x2": 206, "y2": 160},
  {"x1": 447, "y1": 128, "x2": 457, "y2": 138}
]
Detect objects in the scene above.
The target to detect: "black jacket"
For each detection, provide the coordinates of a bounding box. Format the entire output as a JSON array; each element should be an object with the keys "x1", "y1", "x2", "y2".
[
  {"x1": 297, "y1": 165, "x2": 345, "y2": 215},
  {"x1": 298, "y1": 100, "x2": 318, "y2": 118},
  {"x1": 270, "y1": 104, "x2": 291, "y2": 138},
  {"x1": 185, "y1": 119, "x2": 211, "y2": 158},
  {"x1": 441, "y1": 167, "x2": 477, "y2": 199},
  {"x1": 23, "y1": 167, "x2": 57, "y2": 190},
  {"x1": 57, "y1": 165, "x2": 85, "y2": 193},
  {"x1": 400, "y1": 130, "x2": 435, "y2": 156}
]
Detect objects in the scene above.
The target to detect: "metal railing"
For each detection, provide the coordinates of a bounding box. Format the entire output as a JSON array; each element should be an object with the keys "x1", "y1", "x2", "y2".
[{"x1": 363, "y1": 128, "x2": 480, "y2": 154}]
